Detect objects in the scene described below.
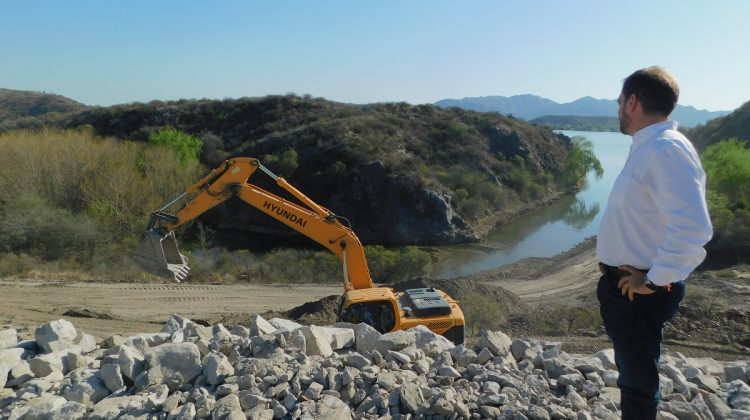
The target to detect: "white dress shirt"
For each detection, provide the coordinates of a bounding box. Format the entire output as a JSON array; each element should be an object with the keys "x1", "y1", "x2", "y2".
[{"x1": 597, "y1": 120, "x2": 713, "y2": 286}]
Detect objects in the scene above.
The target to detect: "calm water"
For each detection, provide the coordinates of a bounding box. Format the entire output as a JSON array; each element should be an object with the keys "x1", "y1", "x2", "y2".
[{"x1": 430, "y1": 131, "x2": 631, "y2": 278}]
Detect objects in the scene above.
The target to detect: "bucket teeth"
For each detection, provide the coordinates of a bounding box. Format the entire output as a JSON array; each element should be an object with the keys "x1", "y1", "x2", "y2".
[
  {"x1": 133, "y1": 230, "x2": 190, "y2": 282},
  {"x1": 168, "y1": 263, "x2": 190, "y2": 282}
]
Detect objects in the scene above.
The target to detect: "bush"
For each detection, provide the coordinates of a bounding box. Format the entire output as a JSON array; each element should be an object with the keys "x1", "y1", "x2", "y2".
[
  {"x1": 148, "y1": 127, "x2": 203, "y2": 164},
  {"x1": 0, "y1": 194, "x2": 101, "y2": 260},
  {"x1": 0, "y1": 252, "x2": 39, "y2": 277},
  {"x1": 0, "y1": 129, "x2": 202, "y2": 263},
  {"x1": 702, "y1": 138, "x2": 750, "y2": 206},
  {"x1": 364, "y1": 245, "x2": 431, "y2": 283},
  {"x1": 264, "y1": 148, "x2": 299, "y2": 178},
  {"x1": 460, "y1": 292, "x2": 507, "y2": 336},
  {"x1": 701, "y1": 139, "x2": 750, "y2": 265}
]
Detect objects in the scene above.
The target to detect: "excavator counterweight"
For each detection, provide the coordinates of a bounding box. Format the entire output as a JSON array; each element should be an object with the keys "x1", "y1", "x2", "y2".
[{"x1": 133, "y1": 157, "x2": 465, "y2": 344}]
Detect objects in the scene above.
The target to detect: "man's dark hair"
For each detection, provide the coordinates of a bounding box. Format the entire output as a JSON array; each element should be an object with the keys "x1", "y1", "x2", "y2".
[{"x1": 622, "y1": 66, "x2": 680, "y2": 116}]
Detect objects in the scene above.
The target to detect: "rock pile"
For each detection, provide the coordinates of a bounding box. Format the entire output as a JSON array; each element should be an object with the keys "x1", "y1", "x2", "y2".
[{"x1": 1, "y1": 315, "x2": 749, "y2": 419}]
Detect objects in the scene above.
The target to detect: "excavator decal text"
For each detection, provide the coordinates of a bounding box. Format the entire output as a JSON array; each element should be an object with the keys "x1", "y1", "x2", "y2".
[{"x1": 262, "y1": 201, "x2": 308, "y2": 228}]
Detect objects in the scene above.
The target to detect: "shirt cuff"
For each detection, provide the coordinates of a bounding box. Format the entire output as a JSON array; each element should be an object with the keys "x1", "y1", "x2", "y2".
[{"x1": 646, "y1": 274, "x2": 670, "y2": 287}]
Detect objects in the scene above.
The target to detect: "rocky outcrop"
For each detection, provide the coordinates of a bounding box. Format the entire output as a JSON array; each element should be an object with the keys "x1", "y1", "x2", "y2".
[
  {"x1": 331, "y1": 161, "x2": 477, "y2": 245},
  {"x1": 3, "y1": 316, "x2": 747, "y2": 419}
]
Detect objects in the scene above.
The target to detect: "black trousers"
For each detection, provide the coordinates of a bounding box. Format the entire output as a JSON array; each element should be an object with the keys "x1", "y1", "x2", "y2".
[{"x1": 597, "y1": 269, "x2": 685, "y2": 420}]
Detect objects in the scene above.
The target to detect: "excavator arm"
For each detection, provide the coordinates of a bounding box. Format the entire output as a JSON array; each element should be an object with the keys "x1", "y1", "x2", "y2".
[
  {"x1": 134, "y1": 157, "x2": 374, "y2": 291},
  {"x1": 135, "y1": 156, "x2": 465, "y2": 344}
]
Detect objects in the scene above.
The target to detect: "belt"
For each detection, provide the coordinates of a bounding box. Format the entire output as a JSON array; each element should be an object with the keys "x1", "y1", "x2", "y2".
[
  {"x1": 598, "y1": 262, "x2": 647, "y2": 280},
  {"x1": 599, "y1": 262, "x2": 672, "y2": 292}
]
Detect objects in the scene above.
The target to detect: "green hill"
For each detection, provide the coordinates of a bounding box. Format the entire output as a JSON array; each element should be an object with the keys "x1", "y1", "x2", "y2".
[
  {"x1": 3, "y1": 95, "x2": 597, "y2": 248},
  {"x1": 686, "y1": 100, "x2": 750, "y2": 151},
  {"x1": 0, "y1": 88, "x2": 87, "y2": 120}
]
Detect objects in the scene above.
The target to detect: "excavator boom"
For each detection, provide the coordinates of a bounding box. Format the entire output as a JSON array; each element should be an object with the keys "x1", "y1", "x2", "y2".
[{"x1": 134, "y1": 158, "x2": 373, "y2": 290}]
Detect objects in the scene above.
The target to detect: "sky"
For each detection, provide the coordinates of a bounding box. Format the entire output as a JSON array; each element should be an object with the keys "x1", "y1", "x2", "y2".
[{"x1": 2, "y1": 1, "x2": 748, "y2": 111}]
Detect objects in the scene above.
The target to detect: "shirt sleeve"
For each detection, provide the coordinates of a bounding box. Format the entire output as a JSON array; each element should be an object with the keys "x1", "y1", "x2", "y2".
[{"x1": 641, "y1": 142, "x2": 713, "y2": 285}]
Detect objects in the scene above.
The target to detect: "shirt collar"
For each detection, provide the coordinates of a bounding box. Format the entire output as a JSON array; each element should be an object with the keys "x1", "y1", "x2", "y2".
[{"x1": 631, "y1": 120, "x2": 678, "y2": 152}]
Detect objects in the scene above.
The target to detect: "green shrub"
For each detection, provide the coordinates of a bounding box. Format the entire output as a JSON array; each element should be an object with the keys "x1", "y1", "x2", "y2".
[
  {"x1": 701, "y1": 139, "x2": 750, "y2": 265},
  {"x1": 506, "y1": 156, "x2": 537, "y2": 198},
  {"x1": 0, "y1": 194, "x2": 101, "y2": 260},
  {"x1": 148, "y1": 127, "x2": 203, "y2": 164},
  {"x1": 0, "y1": 129, "x2": 202, "y2": 274},
  {"x1": 563, "y1": 136, "x2": 603, "y2": 187},
  {"x1": 702, "y1": 138, "x2": 750, "y2": 206},
  {"x1": 264, "y1": 148, "x2": 299, "y2": 178},
  {"x1": 250, "y1": 248, "x2": 340, "y2": 284},
  {"x1": 460, "y1": 292, "x2": 507, "y2": 335},
  {"x1": 0, "y1": 252, "x2": 38, "y2": 277},
  {"x1": 364, "y1": 245, "x2": 431, "y2": 283}
]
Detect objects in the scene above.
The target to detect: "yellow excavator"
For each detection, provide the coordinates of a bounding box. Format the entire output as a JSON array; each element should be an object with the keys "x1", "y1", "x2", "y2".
[{"x1": 133, "y1": 157, "x2": 465, "y2": 344}]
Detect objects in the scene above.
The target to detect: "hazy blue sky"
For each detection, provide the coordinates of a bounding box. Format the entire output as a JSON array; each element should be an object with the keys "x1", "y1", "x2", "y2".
[{"x1": 2, "y1": 1, "x2": 748, "y2": 111}]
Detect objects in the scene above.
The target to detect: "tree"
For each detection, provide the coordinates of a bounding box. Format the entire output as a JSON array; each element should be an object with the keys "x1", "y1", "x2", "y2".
[
  {"x1": 563, "y1": 136, "x2": 603, "y2": 187},
  {"x1": 264, "y1": 148, "x2": 299, "y2": 178},
  {"x1": 148, "y1": 127, "x2": 203, "y2": 164},
  {"x1": 701, "y1": 138, "x2": 750, "y2": 207}
]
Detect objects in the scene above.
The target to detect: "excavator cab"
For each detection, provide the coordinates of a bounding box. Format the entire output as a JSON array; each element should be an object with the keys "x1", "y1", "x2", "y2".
[{"x1": 339, "y1": 299, "x2": 397, "y2": 333}]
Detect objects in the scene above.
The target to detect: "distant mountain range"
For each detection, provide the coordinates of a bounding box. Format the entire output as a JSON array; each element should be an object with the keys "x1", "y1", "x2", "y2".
[{"x1": 434, "y1": 94, "x2": 730, "y2": 128}]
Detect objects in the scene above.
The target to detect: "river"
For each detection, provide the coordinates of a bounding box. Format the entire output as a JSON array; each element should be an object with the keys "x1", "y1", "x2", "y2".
[{"x1": 428, "y1": 130, "x2": 631, "y2": 279}]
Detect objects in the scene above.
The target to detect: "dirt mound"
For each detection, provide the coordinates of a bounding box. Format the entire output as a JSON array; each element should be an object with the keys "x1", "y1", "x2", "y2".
[
  {"x1": 249, "y1": 277, "x2": 528, "y2": 330},
  {"x1": 280, "y1": 295, "x2": 342, "y2": 325},
  {"x1": 392, "y1": 277, "x2": 529, "y2": 315},
  {"x1": 61, "y1": 308, "x2": 118, "y2": 320},
  {"x1": 214, "y1": 295, "x2": 343, "y2": 328}
]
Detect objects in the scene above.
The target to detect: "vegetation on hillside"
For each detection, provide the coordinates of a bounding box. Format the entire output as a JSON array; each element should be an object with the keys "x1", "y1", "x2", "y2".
[
  {"x1": 0, "y1": 95, "x2": 604, "y2": 282},
  {"x1": 0, "y1": 88, "x2": 87, "y2": 121},
  {"x1": 530, "y1": 115, "x2": 619, "y2": 132},
  {"x1": 0, "y1": 128, "x2": 432, "y2": 282},
  {"x1": 701, "y1": 138, "x2": 750, "y2": 265},
  {"x1": 0, "y1": 128, "x2": 201, "y2": 277},
  {"x1": 688, "y1": 100, "x2": 750, "y2": 151},
  {"x1": 2, "y1": 95, "x2": 601, "y2": 247}
]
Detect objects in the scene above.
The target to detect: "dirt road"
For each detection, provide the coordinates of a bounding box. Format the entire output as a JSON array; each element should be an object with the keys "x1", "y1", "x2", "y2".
[
  {"x1": 1, "y1": 237, "x2": 747, "y2": 361},
  {"x1": 0, "y1": 281, "x2": 340, "y2": 338},
  {"x1": 466, "y1": 237, "x2": 601, "y2": 306}
]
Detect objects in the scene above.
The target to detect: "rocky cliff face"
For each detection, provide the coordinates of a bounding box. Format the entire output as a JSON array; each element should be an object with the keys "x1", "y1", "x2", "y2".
[{"x1": 318, "y1": 161, "x2": 476, "y2": 245}]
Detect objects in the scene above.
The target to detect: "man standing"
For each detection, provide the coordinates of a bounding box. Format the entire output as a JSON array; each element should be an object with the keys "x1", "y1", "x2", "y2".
[{"x1": 596, "y1": 66, "x2": 713, "y2": 419}]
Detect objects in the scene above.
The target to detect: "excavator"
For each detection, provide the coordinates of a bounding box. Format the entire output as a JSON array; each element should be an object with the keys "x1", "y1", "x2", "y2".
[{"x1": 133, "y1": 157, "x2": 465, "y2": 344}]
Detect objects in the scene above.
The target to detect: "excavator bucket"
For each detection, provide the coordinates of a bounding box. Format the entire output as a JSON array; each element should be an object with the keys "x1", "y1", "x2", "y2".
[{"x1": 133, "y1": 230, "x2": 190, "y2": 282}]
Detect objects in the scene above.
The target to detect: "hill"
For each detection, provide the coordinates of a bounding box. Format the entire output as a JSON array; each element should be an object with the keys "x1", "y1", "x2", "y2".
[
  {"x1": 686, "y1": 100, "x2": 750, "y2": 150},
  {"x1": 0, "y1": 88, "x2": 87, "y2": 120},
  {"x1": 4, "y1": 95, "x2": 591, "y2": 248},
  {"x1": 435, "y1": 94, "x2": 730, "y2": 128}
]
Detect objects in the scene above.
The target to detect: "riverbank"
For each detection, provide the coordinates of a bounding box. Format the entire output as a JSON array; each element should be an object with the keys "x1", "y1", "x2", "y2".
[{"x1": 460, "y1": 237, "x2": 749, "y2": 360}]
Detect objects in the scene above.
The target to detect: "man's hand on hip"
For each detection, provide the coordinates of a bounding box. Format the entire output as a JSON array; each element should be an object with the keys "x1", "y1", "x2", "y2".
[{"x1": 617, "y1": 265, "x2": 655, "y2": 301}]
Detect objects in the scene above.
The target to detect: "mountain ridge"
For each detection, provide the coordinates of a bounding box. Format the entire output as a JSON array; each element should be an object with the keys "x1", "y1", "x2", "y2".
[{"x1": 435, "y1": 94, "x2": 730, "y2": 128}]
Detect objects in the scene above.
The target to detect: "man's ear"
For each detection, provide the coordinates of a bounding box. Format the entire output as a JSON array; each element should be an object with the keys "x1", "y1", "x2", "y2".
[{"x1": 627, "y1": 93, "x2": 639, "y2": 113}]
